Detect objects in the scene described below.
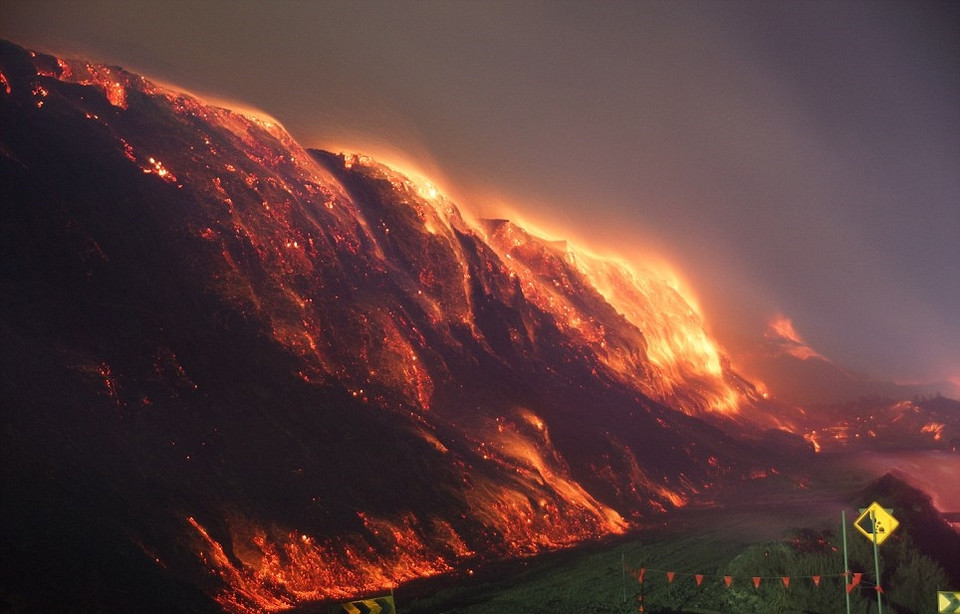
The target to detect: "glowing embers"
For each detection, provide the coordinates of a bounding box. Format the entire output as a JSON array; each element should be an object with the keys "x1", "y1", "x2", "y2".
[
  {"x1": 78, "y1": 62, "x2": 129, "y2": 108},
  {"x1": 142, "y1": 156, "x2": 178, "y2": 183},
  {"x1": 116, "y1": 138, "x2": 179, "y2": 185},
  {"x1": 921, "y1": 422, "x2": 945, "y2": 441},
  {"x1": 0, "y1": 71, "x2": 10, "y2": 95},
  {"x1": 44, "y1": 57, "x2": 129, "y2": 109},
  {"x1": 464, "y1": 410, "x2": 628, "y2": 548},
  {"x1": 337, "y1": 152, "x2": 463, "y2": 239},
  {"x1": 188, "y1": 513, "x2": 460, "y2": 613},
  {"x1": 97, "y1": 361, "x2": 123, "y2": 407},
  {"x1": 31, "y1": 84, "x2": 48, "y2": 108},
  {"x1": 101, "y1": 78, "x2": 127, "y2": 108},
  {"x1": 482, "y1": 220, "x2": 746, "y2": 416},
  {"x1": 804, "y1": 432, "x2": 823, "y2": 453},
  {"x1": 56, "y1": 57, "x2": 73, "y2": 79}
]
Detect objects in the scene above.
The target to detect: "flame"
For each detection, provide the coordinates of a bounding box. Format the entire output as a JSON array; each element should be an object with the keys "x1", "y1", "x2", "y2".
[
  {"x1": 39, "y1": 57, "x2": 129, "y2": 109},
  {"x1": 480, "y1": 219, "x2": 748, "y2": 416},
  {"x1": 142, "y1": 156, "x2": 178, "y2": 182},
  {"x1": 476, "y1": 411, "x2": 628, "y2": 536},
  {"x1": 921, "y1": 422, "x2": 944, "y2": 441},
  {"x1": 189, "y1": 512, "x2": 459, "y2": 612},
  {"x1": 804, "y1": 431, "x2": 822, "y2": 453},
  {"x1": 766, "y1": 314, "x2": 825, "y2": 361}
]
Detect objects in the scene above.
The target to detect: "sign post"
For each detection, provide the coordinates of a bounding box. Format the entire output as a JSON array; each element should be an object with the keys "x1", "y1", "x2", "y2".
[
  {"x1": 854, "y1": 502, "x2": 900, "y2": 614},
  {"x1": 842, "y1": 510, "x2": 851, "y2": 614}
]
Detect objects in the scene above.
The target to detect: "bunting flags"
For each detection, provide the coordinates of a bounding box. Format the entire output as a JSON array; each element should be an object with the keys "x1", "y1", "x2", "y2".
[
  {"x1": 845, "y1": 571, "x2": 863, "y2": 594},
  {"x1": 626, "y1": 564, "x2": 868, "y2": 592}
]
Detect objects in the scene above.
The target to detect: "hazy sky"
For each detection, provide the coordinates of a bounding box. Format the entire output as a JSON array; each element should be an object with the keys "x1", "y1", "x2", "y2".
[{"x1": 3, "y1": 0, "x2": 958, "y2": 385}]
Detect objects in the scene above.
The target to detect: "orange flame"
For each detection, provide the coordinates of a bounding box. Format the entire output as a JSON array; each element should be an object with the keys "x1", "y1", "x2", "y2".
[
  {"x1": 480, "y1": 220, "x2": 748, "y2": 416},
  {"x1": 766, "y1": 314, "x2": 825, "y2": 361},
  {"x1": 921, "y1": 422, "x2": 944, "y2": 441},
  {"x1": 189, "y1": 513, "x2": 459, "y2": 612}
]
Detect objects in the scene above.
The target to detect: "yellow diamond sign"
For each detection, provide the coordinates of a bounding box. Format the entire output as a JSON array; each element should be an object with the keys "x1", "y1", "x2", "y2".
[{"x1": 854, "y1": 501, "x2": 899, "y2": 545}]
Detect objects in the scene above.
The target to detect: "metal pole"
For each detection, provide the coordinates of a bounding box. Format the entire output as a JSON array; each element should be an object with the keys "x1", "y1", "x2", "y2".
[
  {"x1": 842, "y1": 510, "x2": 851, "y2": 614},
  {"x1": 622, "y1": 552, "x2": 626, "y2": 604},
  {"x1": 872, "y1": 510, "x2": 883, "y2": 614}
]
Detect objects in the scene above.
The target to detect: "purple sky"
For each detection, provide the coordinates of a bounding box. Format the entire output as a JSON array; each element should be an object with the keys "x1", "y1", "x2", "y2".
[{"x1": 3, "y1": 0, "x2": 958, "y2": 387}]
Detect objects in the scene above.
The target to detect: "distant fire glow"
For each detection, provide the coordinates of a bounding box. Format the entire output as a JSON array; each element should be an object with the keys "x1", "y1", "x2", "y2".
[{"x1": 766, "y1": 314, "x2": 825, "y2": 361}]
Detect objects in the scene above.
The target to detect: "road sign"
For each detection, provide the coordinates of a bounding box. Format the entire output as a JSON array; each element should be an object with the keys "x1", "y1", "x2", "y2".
[
  {"x1": 854, "y1": 501, "x2": 899, "y2": 545},
  {"x1": 940, "y1": 591, "x2": 960, "y2": 613},
  {"x1": 330, "y1": 595, "x2": 395, "y2": 614}
]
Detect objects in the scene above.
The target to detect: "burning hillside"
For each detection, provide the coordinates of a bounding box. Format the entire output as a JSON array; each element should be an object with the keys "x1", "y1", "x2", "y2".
[{"x1": 1, "y1": 40, "x2": 783, "y2": 612}]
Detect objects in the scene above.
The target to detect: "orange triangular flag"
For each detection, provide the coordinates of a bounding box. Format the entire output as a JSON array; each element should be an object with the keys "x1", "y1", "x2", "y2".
[
  {"x1": 695, "y1": 574, "x2": 704, "y2": 586},
  {"x1": 812, "y1": 575, "x2": 821, "y2": 587},
  {"x1": 638, "y1": 568, "x2": 645, "y2": 583},
  {"x1": 724, "y1": 575, "x2": 733, "y2": 587},
  {"x1": 852, "y1": 572, "x2": 862, "y2": 586},
  {"x1": 846, "y1": 583, "x2": 855, "y2": 594},
  {"x1": 667, "y1": 571, "x2": 675, "y2": 583},
  {"x1": 753, "y1": 576, "x2": 761, "y2": 588},
  {"x1": 781, "y1": 577, "x2": 790, "y2": 588}
]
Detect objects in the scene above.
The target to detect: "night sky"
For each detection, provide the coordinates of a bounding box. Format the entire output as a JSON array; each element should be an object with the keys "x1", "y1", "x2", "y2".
[{"x1": 3, "y1": 0, "x2": 958, "y2": 388}]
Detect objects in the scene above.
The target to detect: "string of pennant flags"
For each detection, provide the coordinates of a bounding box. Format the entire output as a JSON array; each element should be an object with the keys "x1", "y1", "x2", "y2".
[{"x1": 628, "y1": 566, "x2": 882, "y2": 594}]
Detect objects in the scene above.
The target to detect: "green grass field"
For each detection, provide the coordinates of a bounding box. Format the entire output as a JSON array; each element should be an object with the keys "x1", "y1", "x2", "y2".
[{"x1": 394, "y1": 463, "x2": 956, "y2": 614}]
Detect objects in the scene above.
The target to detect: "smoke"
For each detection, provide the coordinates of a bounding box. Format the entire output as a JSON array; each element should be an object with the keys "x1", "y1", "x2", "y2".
[{"x1": 2, "y1": 0, "x2": 957, "y2": 388}]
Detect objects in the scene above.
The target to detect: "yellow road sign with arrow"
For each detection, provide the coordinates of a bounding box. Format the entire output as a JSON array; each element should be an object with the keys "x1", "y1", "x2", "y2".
[{"x1": 940, "y1": 591, "x2": 960, "y2": 613}]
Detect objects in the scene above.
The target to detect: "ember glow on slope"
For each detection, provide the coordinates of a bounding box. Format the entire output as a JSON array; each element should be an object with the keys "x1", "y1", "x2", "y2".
[{"x1": 3, "y1": 0, "x2": 958, "y2": 390}]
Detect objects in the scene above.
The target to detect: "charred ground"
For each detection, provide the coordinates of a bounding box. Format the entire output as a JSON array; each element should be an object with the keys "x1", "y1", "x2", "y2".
[{"x1": 1, "y1": 40, "x2": 956, "y2": 613}]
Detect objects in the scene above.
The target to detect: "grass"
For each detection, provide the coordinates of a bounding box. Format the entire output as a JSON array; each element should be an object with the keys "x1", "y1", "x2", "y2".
[
  {"x1": 393, "y1": 458, "x2": 948, "y2": 614},
  {"x1": 397, "y1": 523, "x2": 758, "y2": 614}
]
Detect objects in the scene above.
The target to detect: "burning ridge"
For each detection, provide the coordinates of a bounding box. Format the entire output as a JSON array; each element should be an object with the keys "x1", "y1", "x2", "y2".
[{"x1": 1, "y1": 40, "x2": 771, "y2": 612}]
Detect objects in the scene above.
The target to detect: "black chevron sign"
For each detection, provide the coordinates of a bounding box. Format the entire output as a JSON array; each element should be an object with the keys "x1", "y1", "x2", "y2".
[
  {"x1": 330, "y1": 595, "x2": 395, "y2": 614},
  {"x1": 940, "y1": 591, "x2": 960, "y2": 613}
]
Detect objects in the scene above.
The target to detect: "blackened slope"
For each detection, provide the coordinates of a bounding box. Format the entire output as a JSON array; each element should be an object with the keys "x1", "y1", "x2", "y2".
[
  {"x1": 2, "y1": 39, "x2": 770, "y2": 610},
  {"x1": 0, "y1": 39, "x2": 457, "y2": 611},
  {"x1": 309, "y1": 149, "x2": 758, "y2": 511}
]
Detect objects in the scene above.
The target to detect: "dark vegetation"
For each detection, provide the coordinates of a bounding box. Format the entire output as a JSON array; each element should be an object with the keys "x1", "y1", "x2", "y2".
[{"x1": 398, "y1": 474, "x2": 958, "y2": 614}]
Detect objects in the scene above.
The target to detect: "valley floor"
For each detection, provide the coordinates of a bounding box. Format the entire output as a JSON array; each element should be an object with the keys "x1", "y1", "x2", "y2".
[{"x1": 387, "y1": 449, "x2": 958, "y2": 614}]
